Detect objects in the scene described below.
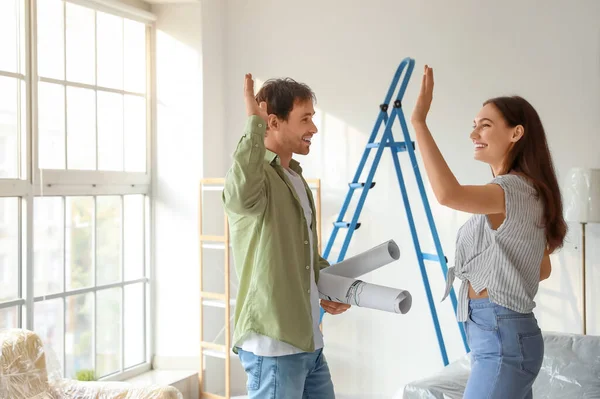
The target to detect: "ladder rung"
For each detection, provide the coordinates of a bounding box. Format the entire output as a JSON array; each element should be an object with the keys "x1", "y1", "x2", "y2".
[
  {"x1": 202, "y1": 392, "x2": 226, "y2": 399},
  {"x1": 200, "y1": 178, "x2": 225, "y2": 185},
  {"x1": 349, "y1": 182, "x2": 376, "y2": 189},
  {"x1": 202, "y1": 242, "x2": 225, "y2": 250},
  {"x1": 203, "y1": 298, "x2": 237, "y2": 308},
  {"x1": 422, "y1": 253, "x2": 448, "y2": 263},
  {"x1": 334, "y1": 221, "x2": 361, "y2": 230},
  {"x1": 200, "y1": 235, "x2": 226, "y2": 242},
  {"x1": 366, "y1": 141, "x2": 414, "y2": 151},
  {"x1": 200, "y1": 185, "x2": 224, "y2": 192},
  {"x1": 201, "y1": 342, "x2": 226, "y2": 352},
  {"x1": 202, "y1": 242, "x2": 233, "y2": 250},
  {"x1": 202, "y1": 349, "x2": 231, "y2": 359},
  {"x1": 200, "y1": 292, "x2": 227, "y2": 301}
]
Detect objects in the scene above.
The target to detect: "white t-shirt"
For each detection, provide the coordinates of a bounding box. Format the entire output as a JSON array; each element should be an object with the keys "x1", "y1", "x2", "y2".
[{"x1": 237, "y1": 167, "x2": 324, "y2": 356}]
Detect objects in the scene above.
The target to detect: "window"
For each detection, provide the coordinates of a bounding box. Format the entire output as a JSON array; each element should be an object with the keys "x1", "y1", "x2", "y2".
[
  {"x1": 0, "y1": 0, "x2": 26, "y2": 333},
  {"x1": 37, "y1": 1, "x2": 148, "y2": 177},
  {"x1": 0, "y1": 198, "x2": 19, "y2": 303},
  {"x1": 34, "y1": 194, "x2": 147, "y2": 378},
  {"x1": 0, "y1": 0, "x2": 153, "y2": 382},
  {"x1": 0, "y1": 198, "x2": 20, "y2": 327},
  {"x1": 0, "y1": 0, "x2": 25, "y2": 181}
]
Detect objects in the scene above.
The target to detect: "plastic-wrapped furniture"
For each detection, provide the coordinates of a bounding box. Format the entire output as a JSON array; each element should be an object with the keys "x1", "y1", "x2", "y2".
[
  {"x1": 402, "y1": 332, "x2": 600, "y2": 398},
  {"x1": 0, "y1": 328, "x2": 183, "y2": 399}
]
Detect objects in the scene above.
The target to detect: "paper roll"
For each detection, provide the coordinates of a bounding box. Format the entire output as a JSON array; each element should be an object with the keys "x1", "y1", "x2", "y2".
[
  {"x1": 321, "y1": 239, "x2": 400, "y2": 279},
  {"x1": 318, "y1": 273, "x2": 412, "y2": 314}
]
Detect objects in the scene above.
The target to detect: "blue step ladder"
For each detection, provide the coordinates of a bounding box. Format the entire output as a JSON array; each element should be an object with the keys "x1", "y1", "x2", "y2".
[{"x1": 321, "y1": 57, "x2": 469, "y2": 366}]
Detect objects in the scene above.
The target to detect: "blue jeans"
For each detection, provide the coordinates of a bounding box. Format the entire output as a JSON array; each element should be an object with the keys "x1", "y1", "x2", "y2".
[
  {"x1": 237, "y1": 348, "x2": 335, "y2": 399},
  {"x1": 464, "y1": 298, "x2": 544, "y2": 399}
]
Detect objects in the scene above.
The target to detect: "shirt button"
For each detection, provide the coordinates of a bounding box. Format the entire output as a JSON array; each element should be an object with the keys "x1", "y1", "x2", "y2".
[
  {"x1": 254, "y1": 144, "x2": 258, "y2": 147},
  {"x1": 306, "y1": 266, "x2": 310, "y2": 270},
  {"x1": 304, "y1": 241, "x2": 308, "y2": 244},
  {"x1": 307, "y1": 289, "x2": 311, "y2": 294},
  {"x1": 258, "y1": 123, "x2": 263, "y2": 127}
]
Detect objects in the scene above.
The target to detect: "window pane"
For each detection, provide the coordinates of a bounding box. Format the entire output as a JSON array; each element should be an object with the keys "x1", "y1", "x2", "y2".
[
  {"x1": 66, "y1": 87, "x2": 96, "y2": 170},
  {"x1": 0, "y1": 306, "x2": 19, "y2": 329},
  {"x1": 96, "y1": 288, "x2": 121, "y2": 378},
  {"x1": 34, "y1": 197, "x2": 64, "y2": 296},
  {"x1": 124, "y1": 195, "x2": 144, "y2": 280},
  {"x1": 97, "y1": 196, "x2": 122, "y2": 285},
  {"x1": 20, "y1": 79, "x2": 25, "y2": 176},
  {"x1": 124, "y1": 283, "x2": 144, "y2": 367},
  {"x1": 18, "y1": 0, "x2": 25, "y2": 76},
  {"x1": 0, "y1": 76, "x2": 18, "y2": 179},
  {"x1": 124, "y1": 19, "x2": 146, "y2": 93},
  {"x1": 34, "y1": 298, "x2": 64, "y2": 368},
  {"x1": 97, "y1": 12, "x2": 123, "y2": 90},
  {"x1": 37, "y1": 0, "x2": 64, "y2": 80},
  {"x1": 97, "y1": 92, "x2": 123, "y2": 171},
  {"x1": 38, "y1": 82, "x2": 66, "y2": 170},
  {"x1": 66, "y1": 3, "x2": 95, "y2": 85},
  {"x1": 124, "y1": 95, "x2": 146, "y2": 173},
  {"x1": 65, "y1": 293, "x2": 93, "y2": 379},
  {"x1": 66, "y1": 197, "x2": 93, "y2": 290},
  {"x1": 0, "y1": 0, "x2": 18, "y2": 73},
  {"x1": 0, "y1": 198, "x2": 19, "y2": 302}
]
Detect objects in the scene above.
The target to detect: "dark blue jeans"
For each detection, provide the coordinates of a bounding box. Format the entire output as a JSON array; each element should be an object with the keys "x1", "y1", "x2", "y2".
[{"x1": 464, "y1": 298, "x2": 544, "y2": 399}]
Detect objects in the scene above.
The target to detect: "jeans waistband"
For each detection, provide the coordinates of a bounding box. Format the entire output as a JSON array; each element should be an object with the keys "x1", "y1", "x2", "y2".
[{"x1": 468, "y1": 297, "x2": 495, "y2": 309}]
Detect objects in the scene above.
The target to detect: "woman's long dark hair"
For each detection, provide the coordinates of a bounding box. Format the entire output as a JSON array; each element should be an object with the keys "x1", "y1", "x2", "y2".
[{"x1": 485, "y1": 96, "x2": 567, "y2": 253}]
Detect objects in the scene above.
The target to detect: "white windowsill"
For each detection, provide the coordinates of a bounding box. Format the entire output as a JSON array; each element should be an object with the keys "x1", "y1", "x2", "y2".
[
  {"x1": 124, "y1": 369, "x2": 197, "y2": 386},
  {"x1": 123, "y1": 369, "x2": 248, "y2": 399}
]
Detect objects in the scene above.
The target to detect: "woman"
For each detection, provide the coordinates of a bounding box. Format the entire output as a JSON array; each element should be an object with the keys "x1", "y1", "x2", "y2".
[{"x1": 411, "y1": 65, "x2": 567, "y2": 399}]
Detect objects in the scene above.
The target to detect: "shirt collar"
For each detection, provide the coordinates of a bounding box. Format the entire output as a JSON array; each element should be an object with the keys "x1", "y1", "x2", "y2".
[{"x1": 264, "y1": 149, "x2": 303, "y2": 174}]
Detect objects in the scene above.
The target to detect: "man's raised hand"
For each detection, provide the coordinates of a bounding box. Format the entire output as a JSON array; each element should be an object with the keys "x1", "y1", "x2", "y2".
[{"x1": 244, "y1": 73, "x2": 268, "y2": 122}]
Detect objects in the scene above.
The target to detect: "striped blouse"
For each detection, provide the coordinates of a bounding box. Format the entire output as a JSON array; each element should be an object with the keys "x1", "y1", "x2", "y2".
[{"x1": 442, "y1": 174, "x2": 546, "y2": 322}]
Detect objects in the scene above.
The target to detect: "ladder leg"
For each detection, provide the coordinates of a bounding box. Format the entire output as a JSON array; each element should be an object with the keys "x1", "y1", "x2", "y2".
[
  {"x1": 389, "y1": 134, "x2": 450, "y2": 366},
  {"x1": 337, "y1": 125, "x2": 388, "y2": 262},
  {"x1": 396, "y1": 109, "x2": 469, "y2": 353},
  {"x1": 323, "y1": 112, "x2": 389, "y2": 260}
]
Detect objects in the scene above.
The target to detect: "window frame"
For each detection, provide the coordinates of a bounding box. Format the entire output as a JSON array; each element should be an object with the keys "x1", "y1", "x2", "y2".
[
  {"x1": 32, "y1": 0, "x2": 153, "y2": 189},
  {"x1": 0, "y1": 0, "x2": 157, "y2": 382}
]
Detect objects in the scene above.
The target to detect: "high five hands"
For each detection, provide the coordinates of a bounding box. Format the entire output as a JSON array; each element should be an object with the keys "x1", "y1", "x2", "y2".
[
  {"x1": 411, "y1": 65, "x2": 434, "y2": 125},
  {"x1": 244, "y1": 73, "x2": 268, "y2": 122}
]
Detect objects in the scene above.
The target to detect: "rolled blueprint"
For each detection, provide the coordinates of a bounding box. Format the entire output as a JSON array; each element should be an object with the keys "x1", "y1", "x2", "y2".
[
  {"x1": 321, "y1": 239, "x2": 400, "y2": 279},
  {"x1": 318, "y1": 273, "x2": 412, "y2": 314}
]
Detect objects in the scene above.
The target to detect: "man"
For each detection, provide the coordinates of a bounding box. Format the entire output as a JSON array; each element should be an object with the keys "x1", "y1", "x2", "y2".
[{"x1": 222, "y1": 74, "x2": 350, "y2": 398}]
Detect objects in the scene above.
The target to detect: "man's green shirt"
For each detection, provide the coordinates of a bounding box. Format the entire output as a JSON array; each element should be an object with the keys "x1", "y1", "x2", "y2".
[{"x1": 222, "y1": 115, "x2": 329, "y2": 353}]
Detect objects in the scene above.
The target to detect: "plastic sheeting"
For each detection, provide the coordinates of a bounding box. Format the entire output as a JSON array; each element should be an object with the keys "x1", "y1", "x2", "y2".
[
  {"x1": 0, "y1": 328, "x2": 183, "y2": 399},
  {"x1": 55, "y1": 380, "x2": 184, "y2": 399},
  {"x1": 402, "y1": 332, "x2": 600, "y2": 399}
]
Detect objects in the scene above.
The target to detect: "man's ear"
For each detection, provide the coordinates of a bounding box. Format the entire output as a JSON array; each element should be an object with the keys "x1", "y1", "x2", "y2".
[
  {"x1": 511, "y1": 125, "x2": 524, "y2": 142},
  {"x1": 267, "y1": 114, "x2": 278, "y2": 131}
]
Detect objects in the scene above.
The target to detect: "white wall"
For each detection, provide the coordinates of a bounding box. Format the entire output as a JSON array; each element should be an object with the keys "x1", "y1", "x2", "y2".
[
  {"x1": 221, "y1": 0, "x2": 600, "y2": 397},
  {"x1": 151, "y1": 1, "x2": 247, "y2": 395},
  {"x1": 153, "y1": 0, "x2": 204, "y2": 360}
]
